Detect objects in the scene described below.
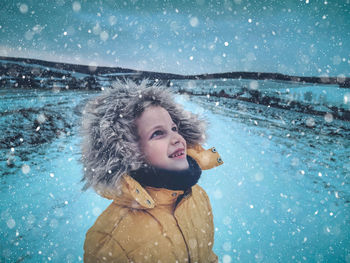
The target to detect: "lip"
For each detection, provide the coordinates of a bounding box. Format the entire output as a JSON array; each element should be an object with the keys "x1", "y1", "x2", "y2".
[{"x1": 168, "y1": 148, "x2": 185, "y2": 159}]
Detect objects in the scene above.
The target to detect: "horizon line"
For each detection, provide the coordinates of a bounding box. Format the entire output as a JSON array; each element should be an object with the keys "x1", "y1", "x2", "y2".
[{"x1": 0, "y1": 55, "x2": 349, "y2": 87}]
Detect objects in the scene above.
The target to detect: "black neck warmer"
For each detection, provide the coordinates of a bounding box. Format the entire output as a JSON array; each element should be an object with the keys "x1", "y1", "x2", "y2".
[{"x1": 130, "y1": 156, "x2": 202, "y2": 191}]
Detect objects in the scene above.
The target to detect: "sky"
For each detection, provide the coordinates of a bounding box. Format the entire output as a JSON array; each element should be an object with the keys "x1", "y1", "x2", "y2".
[{"x1": 0, "y1": 0, "x2": 349, "y2": 76}]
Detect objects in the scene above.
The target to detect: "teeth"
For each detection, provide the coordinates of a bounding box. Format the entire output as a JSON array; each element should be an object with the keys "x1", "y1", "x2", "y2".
[{"x1": 171, "y1": 151, "x2": 183, "y2": 158}]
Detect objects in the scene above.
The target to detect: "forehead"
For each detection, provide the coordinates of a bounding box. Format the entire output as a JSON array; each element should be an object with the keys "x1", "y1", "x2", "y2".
[{"x1": 135, "y1": 106, "x2": 173, "y2": 133}]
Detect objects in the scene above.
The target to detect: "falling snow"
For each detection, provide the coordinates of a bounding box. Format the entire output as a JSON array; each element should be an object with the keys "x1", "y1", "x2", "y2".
[{"x1": 1, "y1": 0, "x2": 350, "y2": 262}]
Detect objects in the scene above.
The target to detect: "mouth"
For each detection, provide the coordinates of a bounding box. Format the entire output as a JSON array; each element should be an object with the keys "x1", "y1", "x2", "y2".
[{"x1": 169, "y1": 148, "x2": 185, "y2": 158}]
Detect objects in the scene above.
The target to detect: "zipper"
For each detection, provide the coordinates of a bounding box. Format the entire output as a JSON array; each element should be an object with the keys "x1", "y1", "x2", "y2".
[
  {"x1": 173, "y1": 189, "x2": 193, "y2": 262},
  {"x1": 173, "y1": 213, "x2": 191, "y2": 263}
]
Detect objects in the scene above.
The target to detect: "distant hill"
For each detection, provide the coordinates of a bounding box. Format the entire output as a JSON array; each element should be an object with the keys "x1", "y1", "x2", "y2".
[{"x1": 0, "y1": 56, "x2": 349, "y2": 88}]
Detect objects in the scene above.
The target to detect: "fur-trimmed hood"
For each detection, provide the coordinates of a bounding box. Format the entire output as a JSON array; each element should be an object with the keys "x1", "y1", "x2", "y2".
[{"x1": 80, "y1": 80, "x2": 207, "y2": 193}]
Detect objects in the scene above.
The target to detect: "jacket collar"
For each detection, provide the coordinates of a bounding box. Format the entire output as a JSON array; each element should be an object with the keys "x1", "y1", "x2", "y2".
[
  {"x1": 97, "y1": 144, "x2": 223, "y2": 210},
  {"x1": 144, "y1": 187, "x2": 184, "y2": 207}
]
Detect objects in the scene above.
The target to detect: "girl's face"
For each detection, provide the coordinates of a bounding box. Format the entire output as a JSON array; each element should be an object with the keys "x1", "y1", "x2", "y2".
[{"x1": 136, "y1": 106, "x2": 189, "y2": 171}]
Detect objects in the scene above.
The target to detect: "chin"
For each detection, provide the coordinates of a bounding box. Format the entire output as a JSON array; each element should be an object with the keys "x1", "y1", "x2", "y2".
[{"x1": 172, "y1": 160, "x2": 189, "y2": 171}]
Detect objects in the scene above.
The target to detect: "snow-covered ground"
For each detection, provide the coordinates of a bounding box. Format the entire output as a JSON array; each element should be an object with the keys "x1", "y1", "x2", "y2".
[
  {"x1": 1, "y1": 82, "x2": 349, "y2": 262},
  {"x1": 188, "y1": 96, "x2": 350, "y2": 263},
  {"x1": 171, "y1": 78, "x2": 350, "y2": 111}
]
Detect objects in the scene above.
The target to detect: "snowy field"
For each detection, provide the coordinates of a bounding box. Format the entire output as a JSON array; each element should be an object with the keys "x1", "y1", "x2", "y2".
[{"x1": 1, "y1": 82, "x2": 349, "y2": 263}]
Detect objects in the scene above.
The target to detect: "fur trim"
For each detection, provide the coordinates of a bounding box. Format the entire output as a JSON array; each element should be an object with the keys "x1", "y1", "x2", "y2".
[{"x1": 80, "y1": 80, "x2": 207, "y2": 192}]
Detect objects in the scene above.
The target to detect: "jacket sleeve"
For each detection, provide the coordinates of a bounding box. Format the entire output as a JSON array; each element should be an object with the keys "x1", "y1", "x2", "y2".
[
  {"x1": 209, "y1": 250, "x2": 219, "y2": 263},
  {"x1": 84, "y1": 229, "x2": 130, "y2": 263}
]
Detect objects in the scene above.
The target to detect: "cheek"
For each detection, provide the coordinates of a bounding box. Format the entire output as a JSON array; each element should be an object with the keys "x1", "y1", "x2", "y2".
[
  {"x1": 143, "y1": 144, "x2": 168, "y2": 167},
  {"x1": 143, "y1": 142, "x2": 164, "y2": 160}
]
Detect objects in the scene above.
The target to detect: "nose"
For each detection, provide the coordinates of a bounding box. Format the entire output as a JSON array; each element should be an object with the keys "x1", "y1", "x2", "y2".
[{"x1": 171, "y1": 131, "x2": 181, "y2": 145}]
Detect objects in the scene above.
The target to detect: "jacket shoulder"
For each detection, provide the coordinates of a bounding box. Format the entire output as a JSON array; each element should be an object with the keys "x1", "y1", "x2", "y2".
[
  {"x1": 189, "y1": 185, "x2": 214, "y2": 220},
  {"x1": 84, "y1": 203, "x2": 130, "y2": 262},
  {"x1": 84, "y1": 202, "x2": 161, "y2": 261},
  {"x1": 84, "y1": 231, "x2": 129, "y2": 263},
  {"x1": 192, "y1": 184, "x2": 210, "y2": 203},
  {"x1": 176, "y1": 185, "x2": 213, "y2": 217}
]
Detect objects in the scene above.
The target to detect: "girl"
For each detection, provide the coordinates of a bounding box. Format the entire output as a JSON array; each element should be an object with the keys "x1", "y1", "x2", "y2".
[{"x1": 81, "y1": 80, "x2": 223, "y2": 262}]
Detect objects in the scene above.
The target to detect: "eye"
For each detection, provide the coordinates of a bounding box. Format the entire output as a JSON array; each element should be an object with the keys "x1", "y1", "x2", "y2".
[
  {"x1": 150, "y1": 130, "x2": 164, "y2": 139},
  {"x1": 171, "y1": 125, "x2": 178, "y2": 132}
]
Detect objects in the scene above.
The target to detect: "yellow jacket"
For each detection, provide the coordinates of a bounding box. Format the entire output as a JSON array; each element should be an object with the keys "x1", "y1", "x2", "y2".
[{"x1": 84, "y1": 145, "x2": 223, "y2": 263}]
